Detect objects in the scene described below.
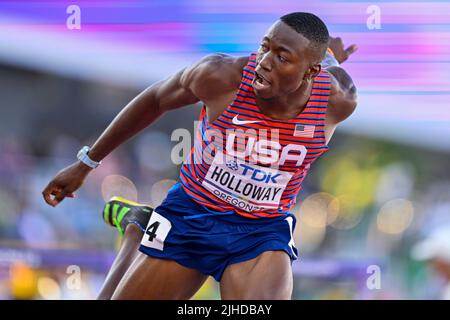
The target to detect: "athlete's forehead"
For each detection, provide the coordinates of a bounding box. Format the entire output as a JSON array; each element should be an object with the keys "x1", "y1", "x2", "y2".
[{"x1": 261, "y1": 21, "x2": 312, "y2": 58}]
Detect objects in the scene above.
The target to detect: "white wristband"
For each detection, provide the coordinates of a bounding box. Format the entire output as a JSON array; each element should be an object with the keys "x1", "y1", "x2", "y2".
[{"x1": 77, "y1": 146, "x2": 101, "y2": 169}]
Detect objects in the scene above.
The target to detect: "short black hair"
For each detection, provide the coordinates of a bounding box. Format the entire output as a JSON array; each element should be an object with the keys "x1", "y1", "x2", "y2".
[{"x1": 280, "y1": 12, "x2": 329, "y2": 60}]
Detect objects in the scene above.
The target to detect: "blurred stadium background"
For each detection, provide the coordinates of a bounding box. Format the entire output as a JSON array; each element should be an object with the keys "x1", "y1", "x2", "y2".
[{"x1": 1, "y1": 0, "x2": 450, "y2": 299}]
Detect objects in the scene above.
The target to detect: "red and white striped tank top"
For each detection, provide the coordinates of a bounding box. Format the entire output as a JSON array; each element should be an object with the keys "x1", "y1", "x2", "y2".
[{"x1": 180, "y1": 53, "x2": 331, "y2": 219}]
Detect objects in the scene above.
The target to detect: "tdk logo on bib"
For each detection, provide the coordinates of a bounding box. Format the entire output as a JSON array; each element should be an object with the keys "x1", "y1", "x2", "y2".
[{"x1": 240, "y1": 164, "x2": 281, "y2": 183}]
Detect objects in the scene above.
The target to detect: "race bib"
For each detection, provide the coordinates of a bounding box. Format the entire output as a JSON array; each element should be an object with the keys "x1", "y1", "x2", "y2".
[
  {"x1": 140, "y1": 210, "x2": 172, "y2": 251},
  {"x1": 202, "y1": 151, "x2": 293, "y2": 212}
]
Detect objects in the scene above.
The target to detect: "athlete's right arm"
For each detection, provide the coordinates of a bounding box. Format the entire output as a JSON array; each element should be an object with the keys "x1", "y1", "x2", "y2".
[{"x1": 42, "y1": 54, "x2": 226, "y2": 207}]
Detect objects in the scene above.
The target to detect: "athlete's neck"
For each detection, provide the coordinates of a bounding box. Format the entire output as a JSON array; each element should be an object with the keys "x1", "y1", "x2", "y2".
[{"x1": 255, "y1": 79, "x2": 313, "y2": 121}]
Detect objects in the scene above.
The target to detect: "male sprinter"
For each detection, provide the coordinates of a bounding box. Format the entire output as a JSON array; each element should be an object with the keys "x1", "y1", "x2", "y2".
[{"x1": 43, "y1": 12, "x2": 358, "y2": 300}]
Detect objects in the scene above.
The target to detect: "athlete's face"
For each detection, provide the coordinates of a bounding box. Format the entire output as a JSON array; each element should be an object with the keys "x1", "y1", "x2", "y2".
[{"x1": 253, "y1": 21, "x2": 322, "y2": 100}]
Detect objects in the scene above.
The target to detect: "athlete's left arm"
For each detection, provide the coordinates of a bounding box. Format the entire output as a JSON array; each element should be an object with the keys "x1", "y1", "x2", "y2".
[
  {"x1": 325, "y1": 35, "x2": 358, "y2": 125},
  {"x1": 326, "y1": 66, "x2": 358, "y2": 125}
]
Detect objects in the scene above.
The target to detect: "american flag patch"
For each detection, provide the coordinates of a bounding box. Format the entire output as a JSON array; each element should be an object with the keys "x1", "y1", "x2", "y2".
[{"x1": 294, "y1": 124, "x2": 315, "y2": 138}]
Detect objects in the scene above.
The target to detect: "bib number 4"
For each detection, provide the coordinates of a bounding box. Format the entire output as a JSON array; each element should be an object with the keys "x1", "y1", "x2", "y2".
[
  {"x1": 140, "y1": 211, "x2": 172, "y2": 251},
  {"x1": 145, "y1": 221, "x2": 160, "y2": 242}
]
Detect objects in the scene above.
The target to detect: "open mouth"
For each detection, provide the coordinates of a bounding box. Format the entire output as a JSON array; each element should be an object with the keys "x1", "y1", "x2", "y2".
[{"x1": 253, "y1": 71, "x2": 271, "y2": 90}]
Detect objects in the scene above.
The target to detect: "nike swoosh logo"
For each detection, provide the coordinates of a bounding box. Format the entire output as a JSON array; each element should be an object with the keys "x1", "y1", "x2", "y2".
[{"x1": 232, "y1": 115, "x2": 262, "y2": 125}]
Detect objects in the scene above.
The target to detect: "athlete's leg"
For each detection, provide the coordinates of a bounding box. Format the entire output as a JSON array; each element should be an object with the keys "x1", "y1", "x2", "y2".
[
  {"x1": 219, "y1": 250, "x2": 293, "y2": 300},
  {"x1": 111, "y1": 252, "x2": 208, "y2": 300},
  {"x1": 97, "y1": 224, "x2": 143, "y2": 300},
  {"x1": 97, "y1": 197, "x2": 153, "y2": 300}
]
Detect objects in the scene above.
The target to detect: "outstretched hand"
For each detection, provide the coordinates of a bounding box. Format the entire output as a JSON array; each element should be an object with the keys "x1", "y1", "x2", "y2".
[
  {"x1": 42, "y1": 161, "x2": 91, "y2": 207},
  {"x1": 328, "y1": 36, "x2": 358, "y2": 64}
]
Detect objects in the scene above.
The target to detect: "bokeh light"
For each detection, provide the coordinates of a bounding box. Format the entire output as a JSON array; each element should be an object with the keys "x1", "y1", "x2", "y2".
[
  {"x1": 37, "y1": 277, "x2": 61, "y2": 300},
  {"x1": 101, "y1": 174, "x2": 138, "y2": 202},
  {"x1": 150, "y1": 179, "x2": 177, "y2": 207},
  {"x1": 377, "y1": 199, "x2": 414, "y2": 235},
  {"x1": 9, "y1": 262, "x2": 38, "y2": 300},
  {"x1": 298, "y1": 192, "x2": 339, "y2": 228},
  {"x1": 329, "y1": 195, "x2": 365, "y2": 231}
]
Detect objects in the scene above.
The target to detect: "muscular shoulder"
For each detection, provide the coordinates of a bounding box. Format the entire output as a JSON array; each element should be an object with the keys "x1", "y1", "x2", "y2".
[
  {"x1": 326, "y1": 66, "x2": 358, "y2": 124},
  {"x1": 180, "y1": 53, "x2": 249, "y2": 101}
]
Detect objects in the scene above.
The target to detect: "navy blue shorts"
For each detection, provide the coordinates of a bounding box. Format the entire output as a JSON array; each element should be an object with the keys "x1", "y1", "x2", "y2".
[{"x1": 139, "y1": 183, "x2": 298, "y2": 281}]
